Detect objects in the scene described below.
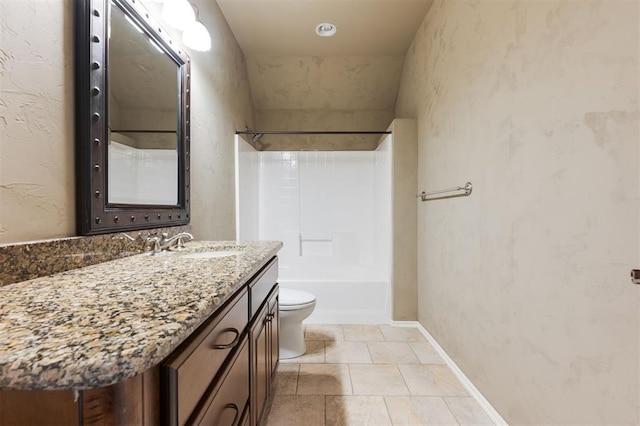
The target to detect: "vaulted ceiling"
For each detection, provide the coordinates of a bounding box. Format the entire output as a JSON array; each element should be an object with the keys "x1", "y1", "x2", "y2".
[
  {"x1": 217, "y1": 0, "x2": 432, "y2": 111},
  {"x1": 216, "y1": 0, "x2": 433, "y2": 148}
]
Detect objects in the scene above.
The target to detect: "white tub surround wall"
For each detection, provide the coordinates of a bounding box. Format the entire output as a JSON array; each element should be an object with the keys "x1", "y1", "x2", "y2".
[
  {"x1": 260, "y1": 150, "x2": 392, "y2": 323},
  {"x1": 374, "y1": 134, "x2": 393, "y2": 323},
  {"x1": 236, "y1": 143, "x2": 393, "y2": 324},
  {"x1": 396, "y1": 0, "x2": 639, "y2": 424}
]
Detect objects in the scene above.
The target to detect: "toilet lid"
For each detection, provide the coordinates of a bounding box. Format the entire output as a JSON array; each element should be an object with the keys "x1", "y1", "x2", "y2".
[{"x1": 279, "y1": 288, "x2": 316, "y2": 307}]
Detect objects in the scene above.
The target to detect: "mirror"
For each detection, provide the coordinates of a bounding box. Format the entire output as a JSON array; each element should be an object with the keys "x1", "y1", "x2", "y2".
[
  {"x1": 75, "y1": 0, "x2": 191, "y2": 235},
  {"x1": 108, "y1": 3, "x2": 179, "y2": 205}
]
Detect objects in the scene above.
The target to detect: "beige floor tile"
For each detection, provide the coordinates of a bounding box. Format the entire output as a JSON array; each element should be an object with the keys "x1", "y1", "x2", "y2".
[
  {"x1": 349, "y1": 364, "x2": 410, "y2": 396},
  {"x1": 342, "y1": 324, "x2": 385, "y2": 341},
  {"x1": 326, "y1": 396, "x2": 392, "y2": 426},
  {"x1": 270, "y1": 326, "x2": 492, "y2": 425},
  {"x1": 398, "y1": 365, "x2": 468, "y2": 396},
  {"x1": 306, "y1": 324, "x2": 345, "y2": 341},
  {"x1": 444, "y1": 397, "x2": 495, "y2": 425},
  {"x1": 266, "y1": 395, "x2": 325, "y2": 426},
  {"x1": 379, "y1": 325, "x2": 427, "y2": 342},
  {"x1": 297, "y1": 363, "x2": 353, "y2": 395},
  {"x1": 368, "y1": 342, "x2": 420, "y2": 364},
  {"x1": 280, "y1": 340, "x2": 325, "y2": 364},
  {"x1": 385, "y1": 396, "x2": 458, "y2": 425},
  {"x1": 273, "y1": 363, "x2": 299, "y2": 395},
  {"x1": 325, "y1": 341, "x2": 372, "y2": 364},
  {"x1": 409, "y1": 342, "x2": 446, "y2": 364}
]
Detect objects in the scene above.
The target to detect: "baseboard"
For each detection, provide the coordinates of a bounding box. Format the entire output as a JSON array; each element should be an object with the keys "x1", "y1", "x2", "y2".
[{"x1": 391, "y1": 320, "x2": 508, "y2": 426}]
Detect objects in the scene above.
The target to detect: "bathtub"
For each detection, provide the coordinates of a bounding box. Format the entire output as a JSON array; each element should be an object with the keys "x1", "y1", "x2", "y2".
[{"x1": 278, "y1": 264, "x2": 391, "y2": 324}]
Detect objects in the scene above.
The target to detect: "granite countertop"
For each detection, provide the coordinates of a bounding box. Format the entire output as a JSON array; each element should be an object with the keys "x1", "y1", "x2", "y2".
[{"x1": 0, "y1": 240, "x2": 282, "y2": 391}]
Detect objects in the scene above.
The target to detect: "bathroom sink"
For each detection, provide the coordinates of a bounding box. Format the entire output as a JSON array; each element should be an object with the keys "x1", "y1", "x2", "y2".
[{"x1": 181, "y1": 250, "x2": 244, "y2": 259}]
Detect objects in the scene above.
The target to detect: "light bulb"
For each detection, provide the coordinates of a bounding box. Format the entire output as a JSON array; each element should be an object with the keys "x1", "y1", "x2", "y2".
[
  {"x1": 161, "y1": 0, "x2": 195, "y2": 31},
  {"x1": 183, "y1": 21, "x2": 211, "y2": 52}
]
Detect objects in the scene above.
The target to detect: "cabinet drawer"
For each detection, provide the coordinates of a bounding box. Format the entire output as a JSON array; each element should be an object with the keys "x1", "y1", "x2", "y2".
[
  {"x1": 250, "y1": 257, "x2": 278, "y2": 317},
  {"x1": 163, "y1": 288, "x2": 249, "y2": 426},
  {"x1": 193, "y1": 337, "x2": 250, "y2": 425}
]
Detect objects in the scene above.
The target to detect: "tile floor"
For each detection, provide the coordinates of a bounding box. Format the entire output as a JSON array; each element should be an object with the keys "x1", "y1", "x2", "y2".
[{"x1": 264, "y1": 324, "x2": 495, "y2": 426}]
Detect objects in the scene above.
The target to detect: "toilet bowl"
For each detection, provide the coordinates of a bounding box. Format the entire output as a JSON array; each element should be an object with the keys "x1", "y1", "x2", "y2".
[{"x1": 279, "y1": 288, "x2": 316, "y2": 359}]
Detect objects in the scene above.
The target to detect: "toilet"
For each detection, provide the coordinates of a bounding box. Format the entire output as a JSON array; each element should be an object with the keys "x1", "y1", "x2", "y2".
[{"x1": 278, "y1": 288, "x2": 316, "y2": 359}]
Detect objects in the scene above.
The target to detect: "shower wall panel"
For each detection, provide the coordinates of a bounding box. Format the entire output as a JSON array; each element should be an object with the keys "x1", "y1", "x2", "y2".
[{"x1": 258, "y1": 151, "x2": 386, "y2": 278}]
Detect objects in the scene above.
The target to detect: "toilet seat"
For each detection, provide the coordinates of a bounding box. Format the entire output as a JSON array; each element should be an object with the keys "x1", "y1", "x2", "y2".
[{"x1": 279, "y1": 288, "x2": 316, "y2": 311}]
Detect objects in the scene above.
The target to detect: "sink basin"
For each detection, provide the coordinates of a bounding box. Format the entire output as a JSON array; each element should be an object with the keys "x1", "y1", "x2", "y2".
[{"x1": 181, "y1": 250, "x2": 244, "y2": 259}]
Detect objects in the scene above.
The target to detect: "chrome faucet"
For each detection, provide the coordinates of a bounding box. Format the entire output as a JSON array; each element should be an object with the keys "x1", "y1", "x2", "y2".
[
  {"x1": 145, "y1": 232, "x2": 194, "y2": 254},
  {"x1": 159, "y1": 232, "x2": 194, "y2": 251}
]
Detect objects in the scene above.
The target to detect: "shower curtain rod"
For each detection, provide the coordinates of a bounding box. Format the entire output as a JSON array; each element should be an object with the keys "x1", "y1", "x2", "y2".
[{"x1": 236, "y1": 130, "x2": 391, "y2": 135}]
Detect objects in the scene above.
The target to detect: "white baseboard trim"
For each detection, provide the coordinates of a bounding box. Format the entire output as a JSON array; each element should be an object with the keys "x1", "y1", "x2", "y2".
[{"x1": 391, "y1": 320, "x2": 508, "y2": 426}]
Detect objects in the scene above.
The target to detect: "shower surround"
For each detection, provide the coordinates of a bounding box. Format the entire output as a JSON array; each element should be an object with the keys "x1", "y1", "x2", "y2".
[{"x1": 236, "y1": 137, "x2": 392, "y2": 323}]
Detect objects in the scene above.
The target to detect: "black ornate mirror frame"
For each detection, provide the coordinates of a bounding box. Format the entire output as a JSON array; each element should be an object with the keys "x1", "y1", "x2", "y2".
[{"x1": 75, "y1": 0, "x2": 191, "y2": 235}]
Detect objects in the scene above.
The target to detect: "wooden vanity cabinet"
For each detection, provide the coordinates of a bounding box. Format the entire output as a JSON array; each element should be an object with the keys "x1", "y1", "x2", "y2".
[{"x1": 163, "y1": 256, "x2": 279, "y2": 426}]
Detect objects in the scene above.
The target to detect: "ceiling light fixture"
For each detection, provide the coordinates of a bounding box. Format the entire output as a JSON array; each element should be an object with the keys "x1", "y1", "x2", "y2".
[
  {"x1": 183, "y1": 20, "x2": 211, "y2": 52},
  {"x1": 160, "y1": 0, "x2": 212, "y2": 52},
  {"x1": 161, "y1": 0, "x2": 195, "y2": 31},
  {"x1": 316, "y1": 23, "x2": 337, "y2": 37}
]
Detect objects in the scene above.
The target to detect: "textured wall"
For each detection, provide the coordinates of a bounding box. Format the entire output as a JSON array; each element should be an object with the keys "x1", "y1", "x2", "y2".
[
  {"x1": 389, "y1": 119, "x2": 418, "y2": 321},
  {"x1": 248, "y1": 56, "x2": 403, "y2": 110},
  {"x1": 164, "y1": 1, "x2": 254, "y2": 240},
  {"x1": 0, "y1": 0, "x2": 253, "y2": 243},
  {"x1": 248, "y1": 55, "x2": 400, "y2": 150},
  {"x1": 255, "y1": 109, "x2": 393, "y2": 150},
  {"x1": 396, "y1": 0, "x2": 639, "y2": 424},
  {"x1": 0, "y1": 0, "x2": 75, "y2": 243}
]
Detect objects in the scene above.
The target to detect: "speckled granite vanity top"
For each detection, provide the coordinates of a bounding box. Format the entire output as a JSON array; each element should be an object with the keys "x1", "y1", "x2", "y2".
[{"x1": 0, "y1": 240, "x2": 282, "y2": 391}]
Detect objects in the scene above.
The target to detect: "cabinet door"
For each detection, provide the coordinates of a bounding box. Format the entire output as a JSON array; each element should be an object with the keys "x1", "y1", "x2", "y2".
[
  {"x1": 250, "y1": 303, "x2": 269, "y2": 426},
  {"x1": 268, "y1": 288, "x2": 279, "y2": 380}
]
